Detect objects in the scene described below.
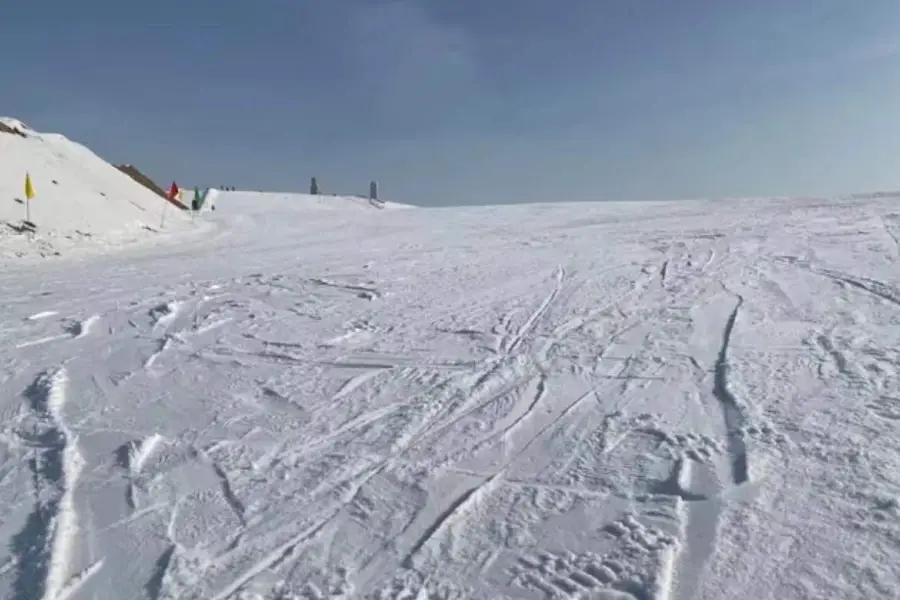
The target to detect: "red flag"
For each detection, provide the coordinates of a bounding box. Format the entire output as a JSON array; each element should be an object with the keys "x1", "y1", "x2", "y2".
[{"x1": 168, "y1": 182, "x2": 179, "y2": 199}]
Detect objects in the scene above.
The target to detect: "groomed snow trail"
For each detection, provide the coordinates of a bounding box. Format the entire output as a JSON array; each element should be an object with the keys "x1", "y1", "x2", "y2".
[{"x1": 2, "y1": 194, "x2": 900, "y2": 599}]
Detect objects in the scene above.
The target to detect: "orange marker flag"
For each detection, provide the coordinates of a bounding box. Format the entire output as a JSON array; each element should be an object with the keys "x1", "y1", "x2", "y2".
[{"x1": 25, "y1": 172, "x2": 35, "y2": 200}]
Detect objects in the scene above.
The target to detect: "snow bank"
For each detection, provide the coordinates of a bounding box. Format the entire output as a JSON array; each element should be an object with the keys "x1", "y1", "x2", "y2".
[{"x1": 0, "y1": 118, "x2": 192, "y2": 260}]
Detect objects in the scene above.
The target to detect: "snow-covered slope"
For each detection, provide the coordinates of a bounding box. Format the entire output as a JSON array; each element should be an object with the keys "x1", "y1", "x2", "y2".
[
  {"x1": 0, "y1": 117, "x2": 191, "y2": 259},
  {"x1": 2, "y1": 191, "x2": 900, "y2": 599},
  {"x1": 211, "y1": 189, "x2": 416, "y2": 211}
]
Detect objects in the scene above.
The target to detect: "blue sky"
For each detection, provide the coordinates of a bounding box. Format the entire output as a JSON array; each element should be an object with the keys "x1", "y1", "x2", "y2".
[{"x1": 4, "y1": 1, "x2": 900, "y2": 205}]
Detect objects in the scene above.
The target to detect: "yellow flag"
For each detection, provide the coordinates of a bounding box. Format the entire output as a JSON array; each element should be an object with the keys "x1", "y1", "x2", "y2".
[{"x1": 25, "y1": 173, "x2": 35, "y2": 200}]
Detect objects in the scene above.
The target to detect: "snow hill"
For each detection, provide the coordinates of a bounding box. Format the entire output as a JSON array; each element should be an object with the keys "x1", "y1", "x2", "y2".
[
  {"x1": 2, "y1": 188, "x2": 900, "y2": 598},
  {"x1": 0, "y1": 117, "x2": 192, "y2": 260}
]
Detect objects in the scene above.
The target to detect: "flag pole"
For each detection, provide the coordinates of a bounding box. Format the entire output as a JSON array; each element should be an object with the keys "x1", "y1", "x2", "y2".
[
  {"x1": 161, "y1": 182, "x2": 177, "y2": 229},
  {"x1": 24, "y1": 172, "x2": 35, "y2": 233}
]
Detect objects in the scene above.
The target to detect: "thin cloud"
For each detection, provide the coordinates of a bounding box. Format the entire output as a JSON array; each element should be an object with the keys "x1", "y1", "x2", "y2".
[
  {"x1": 835, "y1": 38, "x2": 900, "y2": 65},
  {"x1": 345, "y1": 1, "x2": 485, "y2": 130},
  {"x1": 761, "y1": 37, "x2": 900, "y2": 80}
]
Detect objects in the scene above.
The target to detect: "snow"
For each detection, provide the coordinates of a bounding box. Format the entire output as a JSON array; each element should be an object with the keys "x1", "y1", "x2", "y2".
[
  {"x1": 208, "y1": 190, "x2": 415, "y2": 212},
  {"x1": 2, "y1": 189, "x2": 900, "y2": 599},
  {"x1": 201, "y1": 188, "x2": 218, "y2": 212},
  {"x1": 0, "y1": 118, "x2": 194, "y2": 260}
]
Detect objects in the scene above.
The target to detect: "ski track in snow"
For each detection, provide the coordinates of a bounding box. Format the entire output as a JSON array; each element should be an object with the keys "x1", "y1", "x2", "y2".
[
  {"x1": 502, "y1": 265, "x2": 565, "y2": 355},
  {"x1": 2, "y1": 193, "x2": 900, "y2": 598}
]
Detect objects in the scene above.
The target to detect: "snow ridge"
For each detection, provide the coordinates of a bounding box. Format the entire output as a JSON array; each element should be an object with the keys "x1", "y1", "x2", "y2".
[
  {"x1": 712, "y1": 293, "x2": 748, "y2": 485},
  {"x1": 118, "y1": 433, "x2": 165, "y2": 510},
  {"x1": 12, "y1": 367, "x2": 99, "y2": 600}
]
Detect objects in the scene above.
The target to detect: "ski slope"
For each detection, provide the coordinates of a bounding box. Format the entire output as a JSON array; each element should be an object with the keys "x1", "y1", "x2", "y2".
[
  {"x1": 0, "y1": 118, "x2": 193, "y2": 260},
  {"x1": 1, "y1": 191, "x2": 900, "y2": 599}
]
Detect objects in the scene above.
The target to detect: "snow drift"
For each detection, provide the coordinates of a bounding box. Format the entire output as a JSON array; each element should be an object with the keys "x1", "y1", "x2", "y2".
[{"x1": 0, "y1": 117, "x2": 191, "y2": 260}]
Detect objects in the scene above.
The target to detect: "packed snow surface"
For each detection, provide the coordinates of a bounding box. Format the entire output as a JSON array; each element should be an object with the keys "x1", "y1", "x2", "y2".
[{"x1": 1, "y1": 192, "x2": 900, "y2": 599}]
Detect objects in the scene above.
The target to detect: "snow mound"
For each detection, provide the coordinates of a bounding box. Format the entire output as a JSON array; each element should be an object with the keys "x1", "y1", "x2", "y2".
[{"x1": 0, "y1": 118, "x2": 191, "y2": 260}]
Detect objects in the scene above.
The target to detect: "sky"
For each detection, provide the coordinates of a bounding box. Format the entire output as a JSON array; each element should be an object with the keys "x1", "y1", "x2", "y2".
[{"x1": 4, "y1": 1, "x2": 900, "y2": 206}]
